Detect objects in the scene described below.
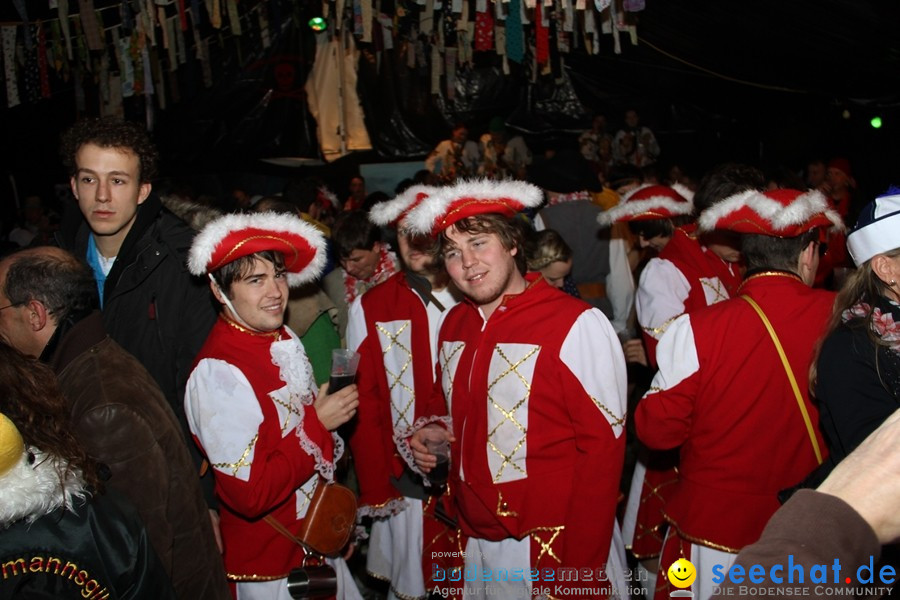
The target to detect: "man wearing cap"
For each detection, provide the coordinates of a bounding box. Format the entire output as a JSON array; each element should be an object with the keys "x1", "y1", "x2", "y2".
[
  {"x1": 185, "y1": 213, "x2": 363, "y2": 599},
  {"x1": 346, "y1": 185, "x2": 464, "y2": 600},
  {"x1": 598, "y1": 184, "x2": 706, "y2": 365},
  {"x1": 404, "y1": 180, "x2": 629, "y2": 599},
  {"x1": 636, "y1": 189, "x2": 841, "y2": 599},
  {"x1": 599, "y1": 184, "x2": 723, "y2": 596}
]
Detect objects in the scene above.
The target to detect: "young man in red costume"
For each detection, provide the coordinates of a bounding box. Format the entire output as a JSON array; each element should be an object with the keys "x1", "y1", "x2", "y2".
[
  {"x1": 185, "y1": 212, "x2": 363, "y2": 599},
  {"x1": 603, "y1": 171, "x2": 758, "y2": 598},
  {"x1": 404, "y1": 180, "x2": 629, "y2": 599},
  {"x1": 636, "y1": 189, "x2": 842, "y2": 599},
  {"x1": 346, "y1": 185, "x2": 464, "y2": 599},
  {"x1": 600, "y1": 183, "x2": 726, "y2": 595}
]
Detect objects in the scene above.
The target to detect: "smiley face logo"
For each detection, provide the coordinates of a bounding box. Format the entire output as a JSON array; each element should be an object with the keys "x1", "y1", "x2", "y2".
[{"x1": 667, "y1": 558, "x2": 696, "y2": 589}]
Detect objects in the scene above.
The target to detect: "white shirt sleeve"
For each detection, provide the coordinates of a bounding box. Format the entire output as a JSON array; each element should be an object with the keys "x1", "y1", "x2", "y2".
[
  {"x1": 635, "y1": 258, "x2": 691, "y2": 340},
  {"x1": 646, "y1": 314, "x2": 700, "y2": 393},
  {"x1": 606, "y1": 234, "x2": 636, "y2": 335},
  {"x1": 559, "y1": 308, "x2": 628, "y2": 437},
  {"x1": 185, "y1": 359, "x2": 264, "y2": 482},
  {"x1": 346, "y1": 296, "x2": 367, "y2": 352}
]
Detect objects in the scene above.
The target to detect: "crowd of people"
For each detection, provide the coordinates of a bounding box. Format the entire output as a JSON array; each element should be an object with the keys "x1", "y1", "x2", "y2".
[{"x1": 0, "y1": 114, "x2": 897, "y2": 600}]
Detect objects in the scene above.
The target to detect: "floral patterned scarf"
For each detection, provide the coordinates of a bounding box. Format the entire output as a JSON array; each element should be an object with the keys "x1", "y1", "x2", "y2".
[
  {"x1": 842, "y1": 301, "x2": 900, "y2": 354},
  {"x1": 343, "y1": 246, "x2": 399, "y2": 304}
]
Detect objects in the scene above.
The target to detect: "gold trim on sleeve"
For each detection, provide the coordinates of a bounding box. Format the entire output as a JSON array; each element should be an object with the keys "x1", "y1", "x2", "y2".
[
  {"x1": 211, "y1": 432, "x2": 259, "y2": 477},
  {"x1": 589, "y1": 396, "x2": 625, "y2": 427}
]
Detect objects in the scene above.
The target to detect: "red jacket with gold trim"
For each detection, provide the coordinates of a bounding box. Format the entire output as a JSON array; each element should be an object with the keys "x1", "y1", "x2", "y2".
[
  {"x1": 186, "y1": 318, "x2": 336, "y2": 580},
  {"x1": 635, "y1": 273, "x2": 834, "y2": 551},
  {"x1": 423, "y1": 274, "x2": 627, "y2": 571},
  {"x1": 347, "y1": 272, "x2": 451, "y2": 514},
  {"x1": 637, "y1": 226, "x2": 741, "y2": 365}
]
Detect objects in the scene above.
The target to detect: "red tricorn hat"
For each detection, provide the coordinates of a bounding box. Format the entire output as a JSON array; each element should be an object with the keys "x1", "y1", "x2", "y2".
[
  {"x1": 403, "y1": 179, "x2": 543, "y2": 236},
  {"x1": 368, "y1": 185, "x2": 434, "y2": 229},
  {"x1": 597, "y1": 184, "x2": 694, "y2": 227},
  {"x1": 188, "y1": 212, "x2": 327, "y2": 286},
  {"x1": 697, "y1": 188, "x2": 844, "y2": 237}
]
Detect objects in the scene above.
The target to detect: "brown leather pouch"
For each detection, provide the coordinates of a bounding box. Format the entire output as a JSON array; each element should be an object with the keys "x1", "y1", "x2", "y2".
[{"x1": 294, "y1": 478, "x2": 357, "y2": 557}]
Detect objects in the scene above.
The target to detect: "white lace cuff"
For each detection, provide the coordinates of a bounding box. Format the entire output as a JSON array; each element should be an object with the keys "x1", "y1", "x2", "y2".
[
  {"x1": 357, "y1": 497, "x2": 409, "y2": 521},
  {"x1": 392, "y1": 415, "x2": 453, "y2": 483}
]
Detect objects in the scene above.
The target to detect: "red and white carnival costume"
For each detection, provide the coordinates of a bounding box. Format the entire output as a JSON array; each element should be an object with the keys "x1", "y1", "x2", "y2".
[
  {"x1": 600, "y1": 186, "x2": 741, "y2": 570},
  {"x1": 635, "y1": 188, "x2": 841, "y2": 600},
  {"x1": 635, "y1": 226, "x2": 741, "y2": 363},
  {"x1": 347, "y1": 272, "x2": 462, "y2": 599},
  {"x1": 186, "y1": 318, "x2": 360, "y2": 599},
  {"x1": 399, "y1": 180, "x2": 630, "y2": 599},
  {"x1": 427, "y1": 275, "x2": 628, "y2": 599},
  {"x1": 626, "y1": 226, "x2": 740, "y2": 567},
  {"x1": 185, "y1": 212, "x2": 363, "y2": 600}
]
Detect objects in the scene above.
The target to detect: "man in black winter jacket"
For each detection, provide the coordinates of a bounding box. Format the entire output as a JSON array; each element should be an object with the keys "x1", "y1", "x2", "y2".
[{"x1": 56, "y1": 118, "x2": 219, "y2": 512}]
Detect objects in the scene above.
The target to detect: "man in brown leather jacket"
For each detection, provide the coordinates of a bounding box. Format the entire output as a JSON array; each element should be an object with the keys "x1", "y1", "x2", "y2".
[{"x1": 0, "y1": 246, "x2": 230, "y2": 600}]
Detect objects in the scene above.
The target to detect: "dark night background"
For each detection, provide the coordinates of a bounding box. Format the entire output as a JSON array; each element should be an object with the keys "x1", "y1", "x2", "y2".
[{"x1": 1, "y1": 0, "x2": 898, "y2": 224}]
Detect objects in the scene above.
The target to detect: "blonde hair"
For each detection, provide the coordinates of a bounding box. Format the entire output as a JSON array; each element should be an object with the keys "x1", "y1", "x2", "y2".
[{"x1": 526, "y1": 229, "x2": 572, "y2": 272}]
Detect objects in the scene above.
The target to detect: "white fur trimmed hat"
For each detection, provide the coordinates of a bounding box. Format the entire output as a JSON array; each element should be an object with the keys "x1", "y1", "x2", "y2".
[
  {"x1": 847, "y1": 189, "x2": 900, "y2": 266},
  {"x1": 188, "y1": 212, "x2": 327, "y2": 287},
  {"x1": 368, "y1": 185, "x2": 435, "y2": 229},
  {"x1": 698, "y1": 188, "x2": 843, "y2": 237},
  {"x1": 597, "y1": 184, "x2": 693, "y2": 228},
  {"x1": 403, "y1": 179, "x2": 543, "y2": 236}
]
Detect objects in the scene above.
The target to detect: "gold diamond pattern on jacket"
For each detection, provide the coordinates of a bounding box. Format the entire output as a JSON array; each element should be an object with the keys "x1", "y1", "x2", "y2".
[
  {"x1": 377, "y1": 321, "x2": 415, "y2": 430},
  {"x1": 701, "y1": 277, "x2": 728, "y2": 303},
  {"x1": 525, "y1": 525, "x2": 564, "y2": 565},
  {"x1": 440, "y1": 342, "x2": 465, "y2": 404},
  {"x1": 487, "y1": 346, "x2": 537, "y2": 482}
]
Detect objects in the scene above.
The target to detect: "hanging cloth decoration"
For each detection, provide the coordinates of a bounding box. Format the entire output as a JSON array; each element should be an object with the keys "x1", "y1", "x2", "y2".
[
  {"x1": 353, "y1": 0, "x2": 364, "y2": 37},
  {"x1": 58, "y1": 0, "x2": 74, "y2": 59},
  {"x1": 474, "y1": 8, "x2": 493, "y2": 51},
  {"x1": 177, "y1": 0, "x2": 188, "y2": 31},
  {"x1": 190, "y1": 0, "x2": 201, "y2": 28},
  {"x1": 37, "y1": 23, "x2": 51, "y2": 98},
  {"x1": 2, "y1": 27, "x2": 20, "y2": 107},
  {"x1": 12, "y1": 0, "x2": 33, "y2": 52},
  {"x1": 505, "y1": 0, "x2": 524, "y2": 64},
  {"x1": 361, "y1": 0, "x2": 374, "y2": 42},
  {"x1": 226, "y1": 0, "x2": 242, "y2": 35},
  {"x1": 120, "y1": 0, "x2": 134, "y2": 33},
  {"x1": 534, "y1": 2, "x2": 549, "y2": 64},
  {"x1": 78, "y1": 0, "x2": 106, "y2": 51}
]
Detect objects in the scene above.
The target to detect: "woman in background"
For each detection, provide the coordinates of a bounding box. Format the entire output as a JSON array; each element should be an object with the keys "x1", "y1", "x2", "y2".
[
  {"x1": 525, "y1": 228, "x2": 580, "y2": 297},
  {"x1": 0, "y1": 344, "x2": 173, "y2": 599},
  {"x1": 815, "y1": 190, "x2": 900, "y2": 466}
]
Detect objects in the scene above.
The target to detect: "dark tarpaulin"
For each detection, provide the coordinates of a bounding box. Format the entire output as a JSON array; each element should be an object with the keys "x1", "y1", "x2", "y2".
[
  {"x1": 355, "y1": 42, "x2": 432, "y2": 158},
  {"x1": 156, "y1": 12, "x2": 321, "y2": 172}
]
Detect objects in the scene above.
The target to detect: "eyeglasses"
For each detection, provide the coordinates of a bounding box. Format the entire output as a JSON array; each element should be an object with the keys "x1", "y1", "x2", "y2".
[{"x1": 0, "y1": 303, "x2": 20, "y2": 311}]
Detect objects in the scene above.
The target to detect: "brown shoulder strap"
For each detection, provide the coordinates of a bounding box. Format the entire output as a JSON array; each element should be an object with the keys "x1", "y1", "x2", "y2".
[{"x1": 264, "y1": 514, "x2": 304, "y2": 547}]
